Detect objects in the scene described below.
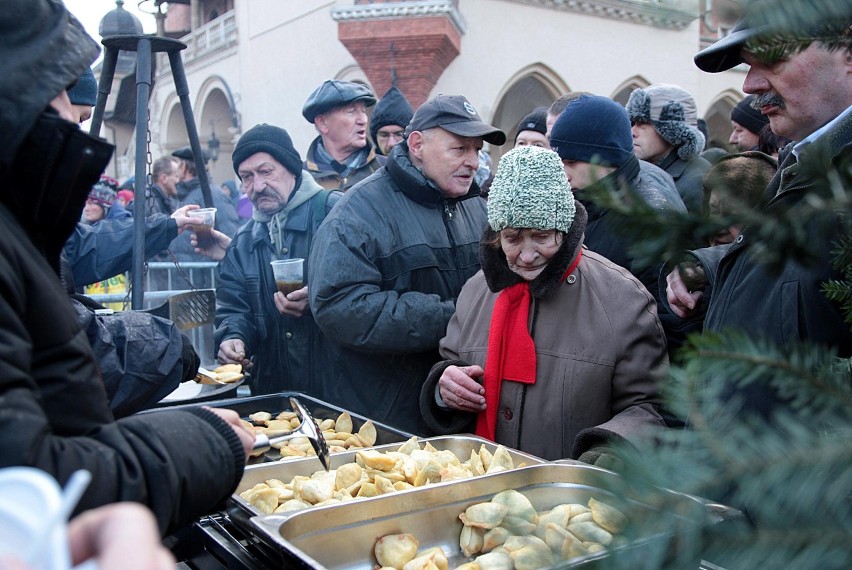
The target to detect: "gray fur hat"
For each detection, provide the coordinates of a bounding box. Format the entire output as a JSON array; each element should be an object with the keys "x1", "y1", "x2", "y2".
[
  {"x1": 487, "y1": 146, "x2": 576, "y2": 233},
  {"x1": 625, "y1": 84, "x2": 705, "y2": 161}
]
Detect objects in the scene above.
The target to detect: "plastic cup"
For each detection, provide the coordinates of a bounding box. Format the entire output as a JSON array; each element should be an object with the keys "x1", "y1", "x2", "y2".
[
  {"x1": 270, "y1": 258, "x2": 304, "y2": 296},
  {"x1": 0, "y1": 467, "x2": 72, "y2": 570},
  {"x1": 188, "y1": 207, "x2": 217, "y2": 247}
]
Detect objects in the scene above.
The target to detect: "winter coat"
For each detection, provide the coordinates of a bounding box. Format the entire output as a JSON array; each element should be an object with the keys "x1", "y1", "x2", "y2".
[
  {"x1": 661, "y1": 110, "x2": 852, "y2": 417},
  {"x1": 70, "y1": 296, "x2": 194, "y2": 418},
  {"x1": 420, "y1": 203, "x2": 667, "y2": 460},
  {"x1": 63, "y1": 214, "x2": 178, "y2": 288},
  {"x1": 215, "y1": 177, "x2": 340, "y2": 396},
  {"x1": 580, "y1": 157, "x2": 686, "y2": 302},
  {"x1": 304, "y1": 136, "x2": 386, "y2": 191},
  {"x1": 0, "y1": 116, "x2": 245, "y2": 535},
  {"x1": 308, "y1": 141, "x2": 488, "y2": 434},
  {"x1": 657, "y1": 152, "x2": 712, "y2": 214},
  {"x1": 146, "y1": 183, "x2": 176, "y2": 217},
  {"x1": 171, "y1": 177, "x2": 241, "y2": 261}
]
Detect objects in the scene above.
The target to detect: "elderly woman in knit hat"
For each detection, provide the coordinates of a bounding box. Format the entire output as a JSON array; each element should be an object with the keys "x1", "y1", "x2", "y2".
[{"x1": 420, "y1": 145, "x2": 667, "y2": 465}]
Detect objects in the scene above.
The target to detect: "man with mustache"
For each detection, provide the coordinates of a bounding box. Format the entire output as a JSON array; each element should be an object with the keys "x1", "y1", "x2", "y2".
[
  {"x1": 663, "y1": 4, "x2": 852, "y2": 417},
  {"x1": 215, "y1": 124, "x2": 339, "y2": 396},
  {"x1": 302, "y1": 80, "x2": 385, "y2": 191},
  {"x1": 308, "y1": 95, "x2": 505, "y2": 434}
]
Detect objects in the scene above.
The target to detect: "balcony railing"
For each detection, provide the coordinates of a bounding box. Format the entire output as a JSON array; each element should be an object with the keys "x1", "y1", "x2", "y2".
[{"x1": 157, "y1": 10, "x2": 237, "y2": 74}]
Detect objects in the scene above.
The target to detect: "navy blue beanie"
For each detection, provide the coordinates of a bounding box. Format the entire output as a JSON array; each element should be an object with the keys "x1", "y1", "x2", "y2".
[
  {"x1": 68, "y1": 67, "x2": 97, "y2": 107},
  {"x1": 549, "y1": 95, "x2": 633, "y2": 167},
  {"x1": 232, "y1": 124, "x2": 303, "y2": 178}
]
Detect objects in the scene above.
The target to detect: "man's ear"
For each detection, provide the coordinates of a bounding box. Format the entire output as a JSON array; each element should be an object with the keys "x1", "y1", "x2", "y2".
[
  {"x1": 315, "y1": 114, "x2": 329, "y2": 135},
  {"x1": 407, "y1": 131, "x2": 424, "y2": 160}
]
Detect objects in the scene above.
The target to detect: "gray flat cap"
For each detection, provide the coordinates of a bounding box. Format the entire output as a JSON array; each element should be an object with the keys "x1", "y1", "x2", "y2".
[{"x1": 302, "y1": 80, "x2": 377, "y2": 123}]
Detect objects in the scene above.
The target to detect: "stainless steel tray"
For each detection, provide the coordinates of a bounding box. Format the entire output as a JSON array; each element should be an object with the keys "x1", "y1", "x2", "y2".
[
  {"x1": 249, "y1": 463, "x2": 737, "y2": 569},
  {"x1": 153, "y1": 391, "x2": 413, "y2": 464},
  {"x1": 231, "y1": 435, "x2": 546, "y2": 519}
]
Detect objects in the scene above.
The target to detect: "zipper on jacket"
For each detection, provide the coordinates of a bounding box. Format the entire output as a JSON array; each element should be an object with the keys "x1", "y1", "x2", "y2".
[
  {"x1": 442, "y1": 199, "x2": 464, "y2": 293},
  {"x1": 444, "y1": 201, "x2": 455, "y2": 220}
]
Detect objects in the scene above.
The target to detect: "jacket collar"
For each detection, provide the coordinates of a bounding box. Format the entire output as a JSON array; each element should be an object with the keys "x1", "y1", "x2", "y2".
[
  {"x1": 481, "y1": 201, "x2": 588, "y2": 298},
  {"x1": 304, "y1": 136, "x2": 380, "y2": 176},
  {"x1": 176, "y1": 177, "x2": 200, "y2": 201},
  {"x1": 385, "y1": 140, "x2": 481, "y2": 208}
]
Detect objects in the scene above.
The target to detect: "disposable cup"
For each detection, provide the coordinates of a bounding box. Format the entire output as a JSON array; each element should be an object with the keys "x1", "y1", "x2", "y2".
[
  {"x1": 270, "y1": 258, "x2": 304, "y2": 296},
  {"x1": 188, "y1": 207, "x2": 217, "y2": 247}
]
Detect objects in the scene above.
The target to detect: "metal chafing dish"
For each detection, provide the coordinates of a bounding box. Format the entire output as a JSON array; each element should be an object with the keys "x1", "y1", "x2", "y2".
[
  {"x1": 231, "y1": 434, "x2": 547, "y2": 523},
  {"x1": 247, "y1": 462, "x2": 741, "y2": 569},
  {"x1": 157, "y1": 391, "x2": 414, "y2": 464}
]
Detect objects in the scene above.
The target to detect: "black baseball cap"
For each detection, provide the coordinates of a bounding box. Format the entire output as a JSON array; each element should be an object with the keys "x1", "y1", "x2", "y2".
[
  {"x1": 694, "y1": 18, "x2": 765, "y2": 73},
  {"x1": 407, "y1": 95, "x2": 506, "y2": 146}
]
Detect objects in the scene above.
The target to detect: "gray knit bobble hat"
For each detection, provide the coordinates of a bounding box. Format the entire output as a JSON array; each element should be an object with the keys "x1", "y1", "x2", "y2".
[
  {"x1": 625, "y1": 84, "x2": 705, "y2": 161},
  {"x1": 487, "y1": 146, "x2": 576, "y2": 234}
]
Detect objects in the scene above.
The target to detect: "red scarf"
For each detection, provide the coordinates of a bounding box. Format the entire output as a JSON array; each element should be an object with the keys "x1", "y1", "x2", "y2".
[{"x1": 475, "y1": 250, "x2": 583, "y2": 441}]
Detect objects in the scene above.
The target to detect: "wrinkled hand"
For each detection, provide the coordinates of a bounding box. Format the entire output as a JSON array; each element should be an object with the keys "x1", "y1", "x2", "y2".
[
  {"x1": 218, "y1": 338, "x2": 252, "y2": 370},
  {"x1": 273, "y1": 285, "x2": 309, "y2": 318},
  {"x1": 190, "y1": 227, "x2": 231, "y2": 261},
  {"x1": 578, "y1": 446, "x2": 624, "y2": 472},
  {"x1": 665, "y1": 263, "x2": 706, "y2": 318},
  {"x1": 439, "y1": 365, "x2": 486, "y2": 413},
  {"x1": 205, "y1": 406, "x2": 255, "y2": 461}
]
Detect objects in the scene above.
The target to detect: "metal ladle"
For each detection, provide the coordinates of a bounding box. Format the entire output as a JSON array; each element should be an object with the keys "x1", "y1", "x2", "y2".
[{"x1": 252, "y1": 397, "x2": 330, "y2": 471}]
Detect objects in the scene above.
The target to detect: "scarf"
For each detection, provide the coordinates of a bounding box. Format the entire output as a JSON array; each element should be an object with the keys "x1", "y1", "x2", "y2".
[
  {"x1": 252, "y1": 174, "x2": 322, "y2": 257},
  {"x1": 475, "y1": 250, "x2": 583, "y2": 441},
  {"x1": 314, "y1": 138, "x2": 372, "y2": 178}
]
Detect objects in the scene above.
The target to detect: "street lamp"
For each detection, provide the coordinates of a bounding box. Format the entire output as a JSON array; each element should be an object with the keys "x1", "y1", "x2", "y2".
[{"x1": 207, "y1": 123, "x2": 220, "y2": 164}]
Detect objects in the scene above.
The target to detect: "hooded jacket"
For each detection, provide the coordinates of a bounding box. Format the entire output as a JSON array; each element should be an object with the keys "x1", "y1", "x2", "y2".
[
  {"x1": 0, "y1": 0, "x2": 245, "y2": 534},
  {"x1": 215, "y1": 174, "x2": 340, "y2": 396},
  {"x1": 419, "y1": 203, "x2": 667, "y2": 460},
  {"x1": 370, "y1": 86, "x2": 415, "y2": 155},
  {"x1": 308, "y1": 141, "x2": 488, "y2": 434}
]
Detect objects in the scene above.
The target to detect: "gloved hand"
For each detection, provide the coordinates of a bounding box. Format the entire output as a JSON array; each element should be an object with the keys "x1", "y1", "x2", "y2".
[
  {"x1": 180, "y1": 334, "x2": 201, "y2": 383},
  {"x1": 578, "y1": 446, "x2": 624, "y2": 472}
]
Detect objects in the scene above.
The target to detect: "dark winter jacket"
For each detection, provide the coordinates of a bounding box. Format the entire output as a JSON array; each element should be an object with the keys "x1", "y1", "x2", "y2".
[
  {"x1": 63, "y1": 214, "x2": 179, "y2": 287},
  {"x1": 0, "y1": 114, "x2": 245, "y2": 535},
  {"x1": 420, "y1": 204, "x2": 666, "y2": 460},
  {"x1": 662, "y1": 110, "x2": 852, "y2": 417},
  {"x1": 171, "y1": 177, "x2": 241, "y2": 261},
  {"x1": 304, "y1": 136, "x2": 386, "y2": 191},
  {"x1": 580, "y1": 155, "x2": 686, "y2": 301},
  {"x1": 657, "y1": 151, "x2": 712, "y2": 214},
  {"x1": 71, "y1": 296, "x2": 195, "y2": 418},
  {"x1": 308, "y1": 141, "x2": 488, "y2": 434},
  {"x1": 215, "y1": 175, "x2": 340, "y2": 396},
  {"x1": 146, "y1": 183, "x2": 176, "y2": 217}
]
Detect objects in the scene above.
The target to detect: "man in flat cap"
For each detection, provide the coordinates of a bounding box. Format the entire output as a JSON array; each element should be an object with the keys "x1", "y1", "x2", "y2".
[
  {"x1": 664, "y1": 1, "x2": 852, "y2": 417},
  {"x1": 302, "y1": 79, "x2": 385, "y2": 191},
  {"x1": 308, "y1": 94, "x2": 506, "y2": 434}
]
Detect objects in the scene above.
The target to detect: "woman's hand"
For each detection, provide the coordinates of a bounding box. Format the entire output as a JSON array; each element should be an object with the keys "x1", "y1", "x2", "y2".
[{"x1": 439, "y1": 365, "x2": 486, "y2": 413}]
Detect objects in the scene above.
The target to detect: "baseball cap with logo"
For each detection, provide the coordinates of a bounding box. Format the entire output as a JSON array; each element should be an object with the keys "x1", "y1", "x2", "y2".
[{"x1": 406, "y1": 95, "x2": 506, "y2": 146}]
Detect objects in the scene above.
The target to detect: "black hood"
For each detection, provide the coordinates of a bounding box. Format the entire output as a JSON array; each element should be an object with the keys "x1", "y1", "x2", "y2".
[
  {"x1": 0, "y1": 0, "x2": 100, "y2": 172},
  {"x1": 370, "y1": 86, "x2": 414, "y2": 154}
]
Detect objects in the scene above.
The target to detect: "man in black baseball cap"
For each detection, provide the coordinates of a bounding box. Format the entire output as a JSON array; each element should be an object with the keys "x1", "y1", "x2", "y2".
[
  {"x1": 302, "y1": 79, "x2": 383, "y2": 191},
  {"x1": 307, "y1": 94, "x2": 505, "y2": 434}
]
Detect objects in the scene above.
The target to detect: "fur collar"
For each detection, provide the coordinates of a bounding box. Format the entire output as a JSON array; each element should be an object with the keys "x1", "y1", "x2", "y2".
[{"x1": 481, "y1": 201, "x2": 588, "y2": 297}]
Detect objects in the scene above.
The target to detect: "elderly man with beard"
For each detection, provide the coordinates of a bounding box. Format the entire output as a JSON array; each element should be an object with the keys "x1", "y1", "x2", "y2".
[
  {"x1": 215, "y1": 124, "x2": 339, "y2": 396},
  {"x1": 663, "y1": 4, "x2": 852, "y2": 418},
  {"x1": 308, "y1": 95, "x2": 505, "y2": 434}
]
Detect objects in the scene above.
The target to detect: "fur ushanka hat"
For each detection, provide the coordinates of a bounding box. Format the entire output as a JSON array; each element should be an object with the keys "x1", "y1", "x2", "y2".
[
  {"x1": 625, "y1": 84, "x2": 705, "y2": 161},
  {"x1": 487, "y1": 146, "x2": 576, "y2": 234}
]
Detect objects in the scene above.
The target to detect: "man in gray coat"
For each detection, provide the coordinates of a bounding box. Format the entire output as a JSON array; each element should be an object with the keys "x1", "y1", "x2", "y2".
[{"x1": 308, "y1": 95, "x2": 506, "y2": 434}]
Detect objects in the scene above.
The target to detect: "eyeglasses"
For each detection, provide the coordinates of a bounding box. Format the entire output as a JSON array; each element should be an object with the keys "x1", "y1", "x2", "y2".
[{"x1": 377, "y1": 130, "x2": 405, "y2": 140}]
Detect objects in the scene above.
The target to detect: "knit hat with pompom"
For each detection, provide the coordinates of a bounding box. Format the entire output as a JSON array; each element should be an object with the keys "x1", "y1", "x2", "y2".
[{"x1": 487, "y1": 146, "x2": 575, "y2": 233}]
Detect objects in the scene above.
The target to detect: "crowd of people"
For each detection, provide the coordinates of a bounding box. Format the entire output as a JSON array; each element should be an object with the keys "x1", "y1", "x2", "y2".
[{"x1": 0, "y1": 0, "x2": 849, "y2": 565}]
